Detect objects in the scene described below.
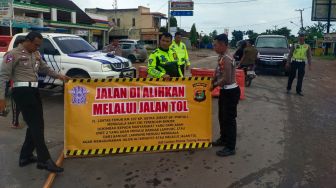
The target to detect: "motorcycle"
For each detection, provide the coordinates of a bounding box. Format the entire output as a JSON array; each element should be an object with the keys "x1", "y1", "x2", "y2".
[{"x1": 237, "y1": 63, "x2": 256, "y2": 87}]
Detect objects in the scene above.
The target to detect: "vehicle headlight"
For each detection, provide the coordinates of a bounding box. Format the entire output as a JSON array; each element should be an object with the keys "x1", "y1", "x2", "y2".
[
  {"x1": 283, "y1": 53, "x2": 289, "y2": 59},
  {"x1": 101, "y1": 64, "x2": 112, "y2": 72}
]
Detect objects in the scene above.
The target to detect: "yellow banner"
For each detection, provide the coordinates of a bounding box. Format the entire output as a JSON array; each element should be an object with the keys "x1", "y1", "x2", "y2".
[{"x1": 64, "y1": 77, "x2": 212, "y2": 157}]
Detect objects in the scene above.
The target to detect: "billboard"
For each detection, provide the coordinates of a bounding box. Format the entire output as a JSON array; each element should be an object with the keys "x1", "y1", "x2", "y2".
[
  {"x1": 311, "y1": 0, "x2": 336, "y2": 21},
  {"x1": 171, "y1": 1, "x2": 194, "y2": 10},
  {"x1": 0, "y1": 0, "x2": 13, "y2": 19}
]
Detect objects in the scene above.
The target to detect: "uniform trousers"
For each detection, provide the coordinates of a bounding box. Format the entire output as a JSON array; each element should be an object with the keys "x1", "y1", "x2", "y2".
[
  {"x1": 12, "y1": 87, "x2": 50, "y2": 162},
  {"x1": 218, "y1": 86, "x2": 240, "y2": 150},
  {"x1": 287, "y1": 61, "x2": 306, "y2": 93}
]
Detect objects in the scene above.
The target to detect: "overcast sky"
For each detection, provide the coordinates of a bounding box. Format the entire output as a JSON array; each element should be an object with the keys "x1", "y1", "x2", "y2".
[{"x1": 73, "y1": 0, "x2": 322, "y2": 37}]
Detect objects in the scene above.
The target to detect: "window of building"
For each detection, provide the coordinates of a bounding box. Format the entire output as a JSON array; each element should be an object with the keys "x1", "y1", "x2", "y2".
[
  {"x1": 117, "y1": 18, "x2": 120, "y2": 27},
  {"x1": 132, "y1": 18, "x2": 135, "y2": 27}
]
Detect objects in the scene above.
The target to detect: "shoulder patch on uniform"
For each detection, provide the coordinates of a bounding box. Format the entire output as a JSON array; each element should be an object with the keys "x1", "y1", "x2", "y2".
[{"x1": 5, "y1": 54, "x2": 14, "y2": 64}]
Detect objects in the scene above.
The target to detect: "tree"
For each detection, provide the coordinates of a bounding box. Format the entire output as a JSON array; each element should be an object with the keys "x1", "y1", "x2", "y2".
[
  {"x1": 304, "y1": 22, "x2": 328, "y2": 47},
  {"x1": 245, "y1": 30, "x2": 259, "y2": 44},
  {"x1": 201, "y1": 35, "x2": 211, "y2": 45},
  {"x1": 189, "y1": 23, "x2": 198, "y2": 48},
  {"x1": 159, "y1": 27, "x2": 167, "y2": 33},
  {"x1": 170, "y1": 16, "x2": 178, "y2": 27},
  {"x1": 209, "y1": 30, "x2": 218, "y2": 40},
  {"x1": 230, "y1": 30, "x2": 244, "y2": 47}
]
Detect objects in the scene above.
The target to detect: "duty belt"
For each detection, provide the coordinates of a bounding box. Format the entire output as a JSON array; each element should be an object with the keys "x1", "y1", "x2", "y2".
[
  {"x1": 13, "y1": 82, "x2": 39, "y2": 88},
  {"x1": 223, "y1": 83, "x2": 238, "y2": 90},
  {"x1": 293, "y1": 59, "x2": 305, "y2": 62}
]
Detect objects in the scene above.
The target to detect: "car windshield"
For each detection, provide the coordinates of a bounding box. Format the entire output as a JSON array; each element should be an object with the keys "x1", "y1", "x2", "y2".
[
  {"x1": 53, "y1": 36, "x2": 96, "y2": 54},
  {"x1": 256, "y1": 37, "x2": 288, "y2": 48}
]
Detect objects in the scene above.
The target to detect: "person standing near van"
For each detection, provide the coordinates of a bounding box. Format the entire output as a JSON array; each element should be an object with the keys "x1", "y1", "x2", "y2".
[
  {"x1": 170, "y1": 32, "x2": 190, "y2": 75},
  {"x1": 286, "y1": 31, "x2": 312, "y2": 96}
]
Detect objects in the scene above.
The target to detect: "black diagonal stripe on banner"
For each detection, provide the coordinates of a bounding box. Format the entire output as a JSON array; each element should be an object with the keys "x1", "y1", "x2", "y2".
[
  {"x1": 66, "y1": 150, "x2": 70, "y2": 155},
  {"x1": 122, "y1": 78, "x2": 127, "y2": 82},
  {"x1": 88, "y1": 149, "x2": 92, "y2": 155},
  {"x1": 208, "y1": 77, "x2": 211, "y2": 80},
  {"x1": 102, "y1": 149, "x2": 106, "y2": 154},
  {"x1": 155, "y1": 78, "x2": 160, "y2": 81},
  {"x1": 150, "y1": 146, "x2": 154, "y2": 151},
  {"x1": 94, "y1": 149, "x2": 99, "y2": 155},
  {"x1": 143, "y1": 146, "x2": 148, "y2": 151},
  {"x1": 72, "y1": 79, "x2": 77, "y2": 83},
  {"x1": 142, "y1": 78, "x2": 147, "y2": 81},
  {"x1": 129, "y1": 147, "x2": 134, "y2": 152},
  {"x1": 73, "y1": 150, "x2": 78, "y2": 155},
  {"x1": 108, "y1": 78, "x2": 113, "y2": 82},
  {"x1": 116, "y1": 148, "x2": 120, "y2": 153},
  {"x1": 195, "y1": 143, "x2": 200, "y2": 148},
  {"x1": 163, "y1": 145, "x2": 167, "y2": 150},
  {"x1": 94, "y1": 79, "x2": 99, "y2": 82},
  {"x1": 201, "y1": 143, "x2": 206, "y2": 148},
  {"x1": 136, "y1": 78, "x2": 141, "y2": 82},
  {"x1": 182, "y1": 77, "x2": 186, "y2": 81},
  {"x1": 195, "y1": 77, "x2": 199, "y2": 80},
  {"x1": 201, "y1": 77, "x2": 205, "y2": 80},
  {"x1": 129, "y1": 78, "x2": 133, "y2": 82},
  {"x1": 79, "y1": 79, "x2": 84, "y2": 83},
  {"x1": 101, "y1": 79, "x2": 106, "y2": 82},
  {"x1": 188, "y1": 77, "x2": 193, "y2": 81},
  {"x1": 115, "y1": 78, "x2": 120, "y2": 82},
  {"x1": 175, "y1": 77, "x2": 179, "y2": 81},
  {"x1": 80, "y1": 150, "x2": 85, "y2": 155},
  {"x1": 149, "y1": 78, "x2": 154, "y2": 81}
]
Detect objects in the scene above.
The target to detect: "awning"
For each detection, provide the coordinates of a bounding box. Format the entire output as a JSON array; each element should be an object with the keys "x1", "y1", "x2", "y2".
[{"x1": 30, "y1": 26, "x2": 69, "y2": 32}]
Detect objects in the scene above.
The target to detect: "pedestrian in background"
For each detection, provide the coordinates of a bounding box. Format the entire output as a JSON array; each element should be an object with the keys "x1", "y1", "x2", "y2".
[
  {"x1": 0, "y1": 31, "x2": 69, "y2": 173},
  {"x1": 211, "y1": 34, "x2": 241, "y2": 157},
  {"x1": 286, "y1": 31, "x2": 312, "y2": 96},
  {"x1": 170, "y1": 32, "x2": 190, "y2": 75},
  {"x1": 103, "y1": 38, "x2": 122, "y2": 56}
]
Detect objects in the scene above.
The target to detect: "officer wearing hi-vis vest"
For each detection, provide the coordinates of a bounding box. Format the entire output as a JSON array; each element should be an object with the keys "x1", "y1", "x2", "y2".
[
  {"x1": 170, "y1": 32, "x2": 190, "y2": 75},
  {"x1": 286, "y1": 31, "x2": 312, "y2": 96},
  {"x1": 147, "y1": 32, "x2": 183, "y2": 79},
  {"x1": 0, "y1": 32, "x2": 70, "y2": 173}
]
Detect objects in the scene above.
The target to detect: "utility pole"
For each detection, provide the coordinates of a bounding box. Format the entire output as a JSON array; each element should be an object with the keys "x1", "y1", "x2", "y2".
[
  {"x1": 273, "y1": 25, "x2": 277, "y2": 30},
  {"x1": 295, "y1": 9, "x2": 304, "y2": 30},
  {"x1": 168, "y1": 0, "x2": 171, "y2": 33},
  {"x1": 325, "y1": 0, "x2": 332, "y2": 55}
]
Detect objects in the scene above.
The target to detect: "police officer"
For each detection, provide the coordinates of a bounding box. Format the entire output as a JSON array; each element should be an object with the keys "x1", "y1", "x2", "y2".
[
  {"x1": 147, "y1": 32, "x2": 183, "y2": 78},
  {"x1": 170, "y1": 32, "x2": 190, "y2": 75},
  {"x1": 286, "y1": 31, "x2": 312, "y2": 96},
  {"x1": 0, "y1": 32, "x2": 69, "y2": 173},
  {"x1": 102, "y1": 38, "x2": 122, "y2": 56},
  {"x1": 211, "y1": 34, "x2": 240, "y2": 157}
]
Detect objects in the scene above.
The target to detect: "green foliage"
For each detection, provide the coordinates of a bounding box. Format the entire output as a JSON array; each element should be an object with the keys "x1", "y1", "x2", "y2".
[
  {"x1": 170, "y1": 16, "x2": 178, "y2": 27},
  {"x1": 230, "y1": 30, "x2": 244, "y2": 47},
  {"x1": 189, "y1": 23, "x2": 198, "y2": 46},
  {"x1": 159, "y1": 27, "x2": 167, "y2": 33},
  {"x1": 245, "y1": 30, "x2": 258, "y2": 44},
  {"x1": 201, "y1": 35, "x2": 211, "y2": 45}
]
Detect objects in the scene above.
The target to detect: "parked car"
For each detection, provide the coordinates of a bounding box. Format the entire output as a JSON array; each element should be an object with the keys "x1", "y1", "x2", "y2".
[
  {"x1": 119, "y1": 42, "x2": 147, "y2": 63},
  {"x1": 0, "y1": 33, "x2": 136, "y2": 88},
  {"x1": 255, "y1": 35, "x2": 290, "y2": 74}
]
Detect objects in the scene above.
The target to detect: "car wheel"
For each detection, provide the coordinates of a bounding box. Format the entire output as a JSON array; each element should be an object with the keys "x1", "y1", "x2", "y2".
[{"x1": 128, "y1": 55, "x2": 137, "y2": 63}]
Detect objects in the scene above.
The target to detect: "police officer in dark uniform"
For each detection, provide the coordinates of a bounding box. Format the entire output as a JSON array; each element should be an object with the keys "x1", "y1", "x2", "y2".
[
  {"x1": 147, "y1": 32, "x2": 183, "y2": 79},
  {"x1": 0, "y1": 32, "x2": 69, "y2": 173}
]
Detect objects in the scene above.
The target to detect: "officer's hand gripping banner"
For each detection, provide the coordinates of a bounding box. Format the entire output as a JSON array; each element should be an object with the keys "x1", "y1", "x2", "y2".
[{"x1": 64, "y1": 77, "x2": 212, "y2": 158}]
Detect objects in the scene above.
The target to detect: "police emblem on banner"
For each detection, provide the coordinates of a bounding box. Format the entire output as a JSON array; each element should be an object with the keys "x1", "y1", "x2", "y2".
[
  {"x1": 69, "y1": 86, "x2": 89, "y2": 105},
  {"x1": 193, "y1": 83, "x2": 207, "y2": 102}
]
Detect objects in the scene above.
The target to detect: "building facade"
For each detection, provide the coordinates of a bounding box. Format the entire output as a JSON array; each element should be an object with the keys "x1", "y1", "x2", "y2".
[{"x1": 85, "y1": 6, "x2": 166, "y2": 46}]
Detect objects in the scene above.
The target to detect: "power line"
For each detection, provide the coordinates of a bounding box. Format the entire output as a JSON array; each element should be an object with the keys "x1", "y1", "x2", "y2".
[{"x1": 195, "y1": 0, "x2": 257, "y2": 4}]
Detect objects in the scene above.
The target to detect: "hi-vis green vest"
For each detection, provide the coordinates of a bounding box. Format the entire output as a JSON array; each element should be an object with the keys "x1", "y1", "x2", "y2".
[
  {"x1": 292, "y1": 44, "x2": 309, "y2": 61},
  {"x1": 170, "y1": 41, "x2": 190, "y2": 66},
  {"x1": 147, "y1": 48, "x2": 183, "y2": 78}
]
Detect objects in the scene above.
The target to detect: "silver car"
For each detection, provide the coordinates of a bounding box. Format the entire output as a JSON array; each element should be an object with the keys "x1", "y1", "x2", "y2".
[{"x1": 119, "y1": 40, "x2": 147, "y2": 63}]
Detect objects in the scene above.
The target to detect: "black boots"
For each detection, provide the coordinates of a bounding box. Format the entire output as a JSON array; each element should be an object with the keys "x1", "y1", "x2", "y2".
[
  {"x1": 19, "y1": 155, "x2": 38, "y2": 167},
  {"x1": 37, "y1": 159, "x2": 64, "y2": 173}
]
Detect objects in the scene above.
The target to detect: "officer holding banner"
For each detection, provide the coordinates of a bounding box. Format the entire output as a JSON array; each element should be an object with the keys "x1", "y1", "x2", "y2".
[
  {"x1": 170, "y1": 32, "x2": 190, "y2": 75},
  {"x1": 286, "y1": 31, "x2": 312, "y2": 96},
  {"x1": 0, "y1": 32, "x2": 69, "y2": 173},
  {"x1": 147, "y1": 32, "x2": 183, "y2": 79}
]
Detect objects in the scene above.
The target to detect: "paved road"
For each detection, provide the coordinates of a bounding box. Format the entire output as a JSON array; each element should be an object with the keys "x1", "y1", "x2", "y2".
[{"x1": 0, "y1": 54, "x2": 335, "y2": 188}]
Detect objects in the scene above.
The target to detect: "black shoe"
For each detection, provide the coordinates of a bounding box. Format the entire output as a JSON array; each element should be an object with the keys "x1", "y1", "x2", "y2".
[
  {"x1": 19, "y1": 155, "x2": 38, "y2": 167},
  {"x1": 296, "y1": 92, "x2": 304, "y2": 96},
  {"x1": 212, "y1": 138, "x2": 225, "y2": 146},
  {"x1": 216, "y1": 147, "x2": 235, "y2": 157},
  {"x1": 37, "y1": 159, "x2": 64, "y2": 173},
  {"x1": 286, "y1": 90, "x2": 290, "y2": 94}
]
